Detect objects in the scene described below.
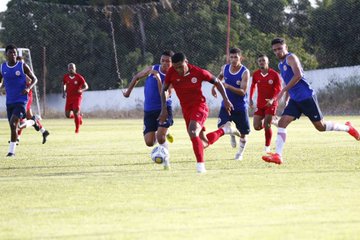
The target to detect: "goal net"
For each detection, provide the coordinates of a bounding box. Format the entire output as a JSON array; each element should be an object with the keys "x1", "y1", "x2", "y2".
[{"x1": 0, "y1": 48, "x2": 42, "y2": 119}]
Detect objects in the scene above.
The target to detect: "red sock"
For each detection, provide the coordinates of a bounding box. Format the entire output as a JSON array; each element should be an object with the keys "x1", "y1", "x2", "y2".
[
  {"x1": 191, "y1": 136, "x2": 204, "y2": 163},
  {"x1": 36, "y1": 119, "x2": 43, "y2": 129},
  {"x1": 17, "y1": 128, "x2": 22, "y2": 137},
  {"x1": 69, "y1": 113, "x2": 74, "y2": 118},
  {"x1": 74, "y1": 114, "x2": 80, "y2": 131},
  {"x1": 206, "y1": 128, "x2": 224, "y2": 145},
  {"x1": 265, "y1": 127, "x2": 272, "y2": 147}
]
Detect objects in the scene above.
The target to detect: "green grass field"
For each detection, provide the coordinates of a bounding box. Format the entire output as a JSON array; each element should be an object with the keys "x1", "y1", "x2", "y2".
[{"x1": 1, "y1": 117, "x2": 359, "y2": 240}]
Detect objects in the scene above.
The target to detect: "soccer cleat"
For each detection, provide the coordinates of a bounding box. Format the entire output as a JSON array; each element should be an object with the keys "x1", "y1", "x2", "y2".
[
  {"x1": 230, "y1": 135, "x2": 236, "y2": 148},
  {"x1": 234, "y1": 152, "x2": 243, "y2": 161},
  {"x1": 6, "y1": 152, "x2": 15, "y2": 157},
  {"x1": 222, "y1": 121, "x2": 240, "y2": 137},
  {"x1": 345, "y1": 122, "x2": 360, "y2": 140},
  {"x1": 166, "y1": 133, "x2": 174, "y2": 143},
  {"x1": 32, "y1": 116, "x2": 40, "y2": 131},
  {"x1": 196, "y1": 162, "x2": 206, "y2": 173},
  {"x1": 42, "y1": 130, "x2": 50, "y2": 144},
  {"x1": 265, "y1": 146, "x2": 271, "y2": 153},
  {"x1": 18, "y1": 121, "x2": 26, "y2": 129},
  {"x1": 262, "y1": 153, "x2": 283, "y2": 165}
]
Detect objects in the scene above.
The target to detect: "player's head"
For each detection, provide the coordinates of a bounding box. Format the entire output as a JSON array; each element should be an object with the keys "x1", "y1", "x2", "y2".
[
  {"x1": 271, "y1": 37, "x2": 288, "y2": 60},
  {"x1": 257, "y1": 54, "x2": 269, "y2": 69},
  {"x1": 229, "y1": 47, "x2": 242, "y2": 66},
  {"x1": 5, "y1": 44, "x2": 18, "y2": 63},
  {"x1": 160, "y1": 50, "x2": 174, "y2": 72},
  {"x1": 171, "y1": 52, "x2": 188, "y2": 76},
  {"x1": 68, "y1": 63, "x2": 76, "y2": 74}
]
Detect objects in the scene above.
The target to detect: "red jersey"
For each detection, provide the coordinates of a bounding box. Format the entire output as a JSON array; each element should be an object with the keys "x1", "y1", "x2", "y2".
[
  {"x1": 250, "y1": 68, "x2": 281, "y2": 108},
  {"x1": 165, "y1": 63, "x2": 213, "y2": 108},
  {"x1": 63, "y1": 73, "x2": 86, "y2": 99}
]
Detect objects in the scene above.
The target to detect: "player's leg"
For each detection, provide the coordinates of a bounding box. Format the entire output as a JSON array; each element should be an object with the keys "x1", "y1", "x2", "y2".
[
  {"x1": 263, "y1": 106, "x2": 277, "y2": 153},
  {"x1": 7, "y1": 103, "x2": 26, "y2": 156},
  {"x1": 233, "y1": 109, "x2": 251, "y2": 161},
  {"x1": 262, "y1": 99, "x2": 299, "y2": 164},
  {"x1": 210, "y1": 107, "x2": 239, "y2": 148},
  {"x1": 144, "y1": 110, "x2": 158, "y2": 147},
  {"x1": 27, "y1": 108, "x2": 50, "y2": 144},
  {"x1": 72, "y1": 98, "x2": 83, "y2": 133}
]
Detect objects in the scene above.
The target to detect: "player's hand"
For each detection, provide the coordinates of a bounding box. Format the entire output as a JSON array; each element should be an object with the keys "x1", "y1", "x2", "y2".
[
  {"x1": 78, "y1": 89, "x2": 83, "y2": 93},
  {"x1": 224, "y1": 99, "x2": 234, "y2": 116},
  {"x1": 122, "y1": 89, "x2": 130, "y2": 98},
  {"x1": 223, "y1": 82, "x2": 229, "y2": 89},
  {"x1": 62, "y1": 93, "x2": 66, "y2": 99},
  {"x1": 276, "y1": 89, "x2": 285, "y2": 102},
  {"x1": 22, "y1": 88, "x2": 30, "y2": 95},
  {"x1": 158, "y1": 109, "x2": 168, "y2": 124},
  {"x1": 265, "y1": 98, "x2": 274, "y2": 107},
  {"x1": 211, "y1": 86, "x2": 217, "y2": 98}
]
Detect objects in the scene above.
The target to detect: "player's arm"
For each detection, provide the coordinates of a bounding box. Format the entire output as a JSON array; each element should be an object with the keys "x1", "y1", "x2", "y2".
[
  {"x1": 265, "y1": 71, "x2": 282, "y2": 107},
  {"x1": 211, "y1": 76, "x2": 234, "y2": 115},
  {"x1": 249, "y1": 73, "x2": 256, "y2": 108},
  {"x1": 22, "y1": 63, "x2": 38, "y2": 95},
  {"x1": 79, "y1": 77, "x2": 89, "y2": 93},
  {"x1": 276, "y1": 55, "x2": 302, "y2": 101},
  {"x1": 123, "y1": 66, "x2": 152, "y2": 98},
  {"x1": 212, "y1": 65, "x2": 225, "y2": 98},
  {"x1": 158, "y1": 81, "x2": 171, "y2": 123},
  {"x1": 223, "y1": 69, "x2": 249, "y2": 96},
  {"x1": 62, "y1": 77, "x2": 67, "y2": 99}
]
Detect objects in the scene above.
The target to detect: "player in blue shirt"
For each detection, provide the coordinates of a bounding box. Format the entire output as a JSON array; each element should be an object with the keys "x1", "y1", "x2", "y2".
[
  {"x1": 123, "y1": 50, "x2": 174, "y2": 169},
  {"x1": 0, "y1": 44, "x2": 39, "y2": 157},
  {"x1": 262, "y1": 38, "x2": 360, "y2": 164},
  {"x1": 212, "y1": 48, "x2": 249, "y2": 160}
]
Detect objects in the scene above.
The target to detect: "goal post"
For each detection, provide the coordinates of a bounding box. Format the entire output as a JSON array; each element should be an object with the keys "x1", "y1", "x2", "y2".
[{"x1": 0, "y1": 47, "x2": 42, "y2": 119}]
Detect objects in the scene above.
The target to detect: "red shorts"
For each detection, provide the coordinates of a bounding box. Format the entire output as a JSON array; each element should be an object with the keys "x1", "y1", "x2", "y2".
[
  {"x1": 254, "y1": 105, "x2": 277, "y2": 117},
  {"x1": 65, "y1": 97, "x2": 82, "y2": 111},
  {"x1": 26, "y1": 91, "x2": 33, "y2": 112},
  {"x1": 182, "y1": 103, "x2": 209, "y2": 128}
]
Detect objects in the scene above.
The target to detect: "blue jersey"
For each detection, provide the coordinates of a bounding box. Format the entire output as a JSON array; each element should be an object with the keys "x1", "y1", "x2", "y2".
[
  {"x1": 279, "y1": 53, "x2": 313, "y2": 102},
  {"x1": 144, "y1": 64, "x2": 171, "y2": 111},
  {"x1": 1, "y1": 61, "x2": 28, "y2": 104},
  {"x1": 221, "y1": 64, "x2": 248, "y2": 111}
]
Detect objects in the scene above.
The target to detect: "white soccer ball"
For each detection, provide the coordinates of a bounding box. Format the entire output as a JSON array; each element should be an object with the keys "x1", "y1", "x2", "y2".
[{"x1": 150, "y1": 145, "x2": 169, "y2": 164}]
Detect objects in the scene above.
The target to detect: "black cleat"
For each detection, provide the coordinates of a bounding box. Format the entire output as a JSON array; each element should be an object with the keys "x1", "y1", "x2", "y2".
[
  {"x1": 32, "y1": 116, "x2": 40, "y2": 131},
  {"x1": 6, "y1": 152, "x2": 15, "y2": 157},
  {"x1": 42, "y1": 130, "x2": 50, "y2": 144}
]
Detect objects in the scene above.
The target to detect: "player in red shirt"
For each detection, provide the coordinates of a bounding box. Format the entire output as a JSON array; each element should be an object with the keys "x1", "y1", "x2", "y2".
[
  {"x1": 63, "y1": 63, "x2": 88, "y2": 133},
  {"x1": 16, "y1": 56, "x2": 50, "y2": 144},
  {"x1": 159, "y1": 52, "x2": 239, "y2": 173},
  {"x1": 249, "y1": 54, "x2": 281, "y2": 153}
]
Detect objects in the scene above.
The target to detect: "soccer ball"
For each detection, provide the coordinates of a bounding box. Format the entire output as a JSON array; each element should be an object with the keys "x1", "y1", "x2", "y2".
[{"x1": 150, "y1": 145, "x2": 169, "y2": 164}]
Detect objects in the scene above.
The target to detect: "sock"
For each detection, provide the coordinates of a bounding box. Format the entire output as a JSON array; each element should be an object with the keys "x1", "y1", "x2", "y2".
[
  {"x1": 206, "y1": 128, "x2": 224, "y2": 145},
  {"x1": 69, "y1": 112, "x2": 74, "y2": 118},
  {"x1": 238, "y1": 137, "x2": 247, "y2": 155},
  {"x1": 74, "y1": 114, "x2": 80, "y2": 131},
  {"x1": 17, "y1": 128, "x2": 23, "y2": 137},
  {"x1": 265, "y1": 127, "x2": 272, "y2": 147},
  {"x1": 9, "y1": 142, "x2": 16, "y2": 154},
  {"x1": 40, "y1": 128, "x2": 46, "y2": 134},
  {"x1": 160, "y1": 141, "x2": 168, "y2": 149},
  {"x1": 276, "y1": 128, "x2": 287, "y2": 156},
  {"x1": 325, "y1": 121, "x2": 349, "y2": 132},
  {"x1": 191, "y1": 136, "x2": 204, "y2": 163}
]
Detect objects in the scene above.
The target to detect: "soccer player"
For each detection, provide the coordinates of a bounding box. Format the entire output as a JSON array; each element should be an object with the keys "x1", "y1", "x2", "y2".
[
  {"x1": 123, "y1": 51, "x2": 174, "y2": 169},
  {"x1": 0, "y1": 44, "x2": 39, "y2": 156},
  {"x1": 159, "y1": 52, "x2": 239, "y2": 173},
  {"x1": 212, "y1": 47, "x2": 251, "y2": 160},
  {"x1": 16, "y1": 56, "x2": 50, "y2": 144},
  {"x1": 262, "y1": 38, "x2": 360, "y2": 164},
  {"x1": 63, "y1": 63, "x2": 88, "y2": 133},
  {"x1": 249, "y1": 54, "x2": 281, "y2": 153}
]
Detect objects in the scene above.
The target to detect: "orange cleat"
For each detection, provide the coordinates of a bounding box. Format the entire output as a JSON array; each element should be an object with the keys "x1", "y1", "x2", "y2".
[
  {"x1": 345, "y1": 122, "x2": 360, "y2": 140},
  {"x1": 262, "y1": 152, "x2": 283, "y2": 165}
]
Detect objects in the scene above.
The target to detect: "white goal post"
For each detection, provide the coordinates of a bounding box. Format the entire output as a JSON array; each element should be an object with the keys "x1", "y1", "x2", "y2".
[{"x1": 0, "y1": 47, "x2": 42, "y2": 119}]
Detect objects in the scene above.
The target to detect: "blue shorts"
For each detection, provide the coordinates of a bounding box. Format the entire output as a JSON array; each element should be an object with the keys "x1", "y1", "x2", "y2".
[
  {"x1": 282, "y1": 95, "x2": 323, "y2": 122},
  {"x1": 143, "y1": 106, "x2": 174, "y2": 135},
  {"x1": 6, "y1": 102, "x2": 26, "y2": 122},
  {"x1": 217, "y1": 107, "x2": 250, "y2": 135}
]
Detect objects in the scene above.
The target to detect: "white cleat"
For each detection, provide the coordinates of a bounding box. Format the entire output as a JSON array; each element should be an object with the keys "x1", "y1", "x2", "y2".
[
  {"x1": 223, "y1": 121, "x2": 240, "y2": 137},
  {"x1": 264, "y1": 146, "x2": 271, "y2": 153},
  {"x1": 234, "y1": 152, "x2": 243, "y2": 161},
  {"x1": 230, "y1": 135, "x2": 236, "y2": 148},
  {"x1": 196, "y1": 162, "x2": 206, "y2": 173}
]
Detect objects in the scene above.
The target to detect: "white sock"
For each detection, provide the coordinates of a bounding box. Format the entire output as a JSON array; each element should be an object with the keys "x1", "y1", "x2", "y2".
[
  {"x1": 276, "y1": 128, "x2": 287, "y2": 156},
  {"x1": 160, "y1": 141, "x2": 168, "y2": 149},
  {"x1": 40, "y1": 128, "x2": 46, "y2": 134},
  {"x1": 325, "y1": 121, "x2": 349, "y2": 132},
  {"x1": 9, "y1": 142, "x2": 16, "y2": 154},
  {"x1": 238, "y1": 137, "x2": 247, "y2": 155}
]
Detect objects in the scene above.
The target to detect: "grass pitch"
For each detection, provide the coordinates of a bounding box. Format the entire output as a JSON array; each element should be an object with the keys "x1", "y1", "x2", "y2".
[{"x1": 0, "y1": 117, "x2": 359, "y2": 239}]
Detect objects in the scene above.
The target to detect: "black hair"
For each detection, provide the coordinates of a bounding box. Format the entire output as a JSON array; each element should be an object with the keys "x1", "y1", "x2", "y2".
[
  {"x1": 229, "y1": 47, "x2": 242, "y2": 55},
  {"x1": 5, "y1": 44, "x2": 17, "y2": 53},
  {"x1": 162, "y1": 50, "x2": 174, "y2": 57},
  {"x1": 257, "y1": 54, "x2": 268, "y2": 59},
  {"x1": 271, "y1": 38, "x2": 285, "y2": 45},
  {"x1": 171, "y1": 52, "x2": 186, "y2": 63}
]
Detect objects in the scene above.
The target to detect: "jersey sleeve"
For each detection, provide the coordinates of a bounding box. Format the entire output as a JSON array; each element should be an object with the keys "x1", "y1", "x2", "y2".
[
  {"x1": 200, "y1": 68, "x2": 214, "y2": 82},
  {"x1": 78, "y1": 74, "x2": 86, "y2": 86},
  {"x1": 164, "y1": 68, "x2": 173, "y2": 85}
]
